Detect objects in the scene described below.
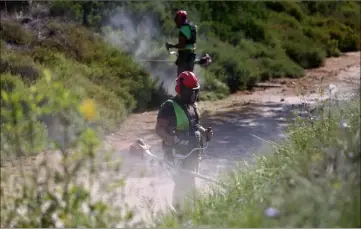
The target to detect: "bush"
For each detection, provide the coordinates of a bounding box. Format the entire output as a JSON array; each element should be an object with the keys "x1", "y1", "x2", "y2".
[
  {"x1": 34, "y1": 21, "x2": 165, "y2": 111},
  {"x1": 0, "y1": 70, "x2": 135, "y2": 227},
  {"x1": 35, "y1": 53, "x2": 133, "y2": 130},
  {"x1": 0, "y1": 49, "x2": 41, "y2": 83},
  {"x1": 0, "y1": 73, "x2": 25, "y2": 93},
  {"x1": 1, "y1": 18, "x2": 168, "y2": 129},
  {"x1": 282, "y1": 32, "x2": 326, "y2": 69},
  {"x1": 0, "y1": 19, "x2": 33, "y2": 45},
  {"x1": 199, "y1": 69, "x2": 230, "y2": 101}
]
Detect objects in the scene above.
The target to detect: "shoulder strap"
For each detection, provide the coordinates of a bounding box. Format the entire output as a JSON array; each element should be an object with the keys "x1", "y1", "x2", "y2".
[
  {"x1": 193, "y1": 102, "x2": 200, "y2": 122},
  {"x1": 168, "y1": 99, "x2": 189, "y2": 131}
]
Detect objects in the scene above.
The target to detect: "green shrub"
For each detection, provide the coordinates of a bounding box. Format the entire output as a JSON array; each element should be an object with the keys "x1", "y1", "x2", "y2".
[
  {"x1": 281, "y1": 29, "x2": 326, "y2": 69},
  {"x1": 339, "y1": 31, "x2": 360, "y2": 52},
  {"x1": 35, "y1": 21, "x2": 165, "y2": 111},
  {"x1": 199, "y1": 69, "x2": 230, "y2": 101},
  {"x1": 0, "y1": 49, "x2": 41, "y2": 83},
  {"x1": 0, "y1": 73, "x2": 25, "y2": 93},
  {"x1": 259, "y1": 56, "x2": 304, "y2": 79},
  {"x1": 37, "y1": 53, "x2": 133, "y2": 130},
  {"x1": 284, "y1": 40, "x2": 326, "y2": 69},
  {"x1": 30, "y1": 47, "x2": 60, "y2": 65},
  {"x1": 0, "y1": 19, "x2": 33, "y2": 45},
  {"x1": 0, "y1": 70, "x2": 134, "y2": 227}
]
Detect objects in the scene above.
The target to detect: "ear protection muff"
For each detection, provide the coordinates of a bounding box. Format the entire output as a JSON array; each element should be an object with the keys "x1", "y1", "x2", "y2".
[
  {"x1": 175, "y1": 84, "x2": 180, "y2": 94},
  {"x1": 175, "y1": 76, "x2": 184, "y2": 94}
]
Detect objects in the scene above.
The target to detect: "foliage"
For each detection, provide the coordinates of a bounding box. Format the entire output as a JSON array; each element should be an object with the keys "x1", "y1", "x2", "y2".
[
  {"x1": 0, "y1": 19, "x2": 33, "y2": 45},
  {"x1": 84, "y1": 1, "x2": 358, "y2": 93},
  {"x1": 0, "y1": 19, "x2": 169, "y2": 131},
  {"x1": 0, "y1": 70, "x2": 137, "y2": 227},
  {"x1": 1, "y1": 1, "x2": 360, "y2": 108}
]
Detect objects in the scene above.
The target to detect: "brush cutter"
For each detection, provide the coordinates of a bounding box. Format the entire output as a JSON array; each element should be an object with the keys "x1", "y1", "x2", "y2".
[
  {"x1": 167, "y1": 46, "x2": 212, "y2": 68},
  {"x1": 138, "y1": 48, "x2": 212, "y2": 68},
  {"x1": 128, "y1": 138, "x2": 225, "y2": 187}
]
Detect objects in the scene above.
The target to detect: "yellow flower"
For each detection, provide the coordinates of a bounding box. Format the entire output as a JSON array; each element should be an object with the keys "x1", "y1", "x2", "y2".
[
  {"x1": 43, "y1": 68, "x2": 52, "y2": 82},
  {"x1": 79, "y1": 99, "x2": 96, "y2": 120}
]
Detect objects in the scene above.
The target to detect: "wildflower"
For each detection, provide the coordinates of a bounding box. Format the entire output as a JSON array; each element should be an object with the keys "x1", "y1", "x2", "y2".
[
  {"x1": 43, "y1": 68, "x2": 52, "y2": 82},
  {"x1": 328, "y1": 84, "x2": 337, "y2": 93},
  {"x1": 328, "y1": 84, "x2": 338, "y2": 98},
  {"x1": 340, "y1": 121, "x2": 350, "y2": 128},
  {"x1": 265, "y1": 207, "x2": 280, "y2": 218},
  {"x1": 79, "y1": 99, "x2": 96, "y2": 120}
]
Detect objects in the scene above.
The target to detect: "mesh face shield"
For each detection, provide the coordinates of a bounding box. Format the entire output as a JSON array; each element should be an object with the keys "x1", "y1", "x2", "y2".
[{"x1": 180, "y1": 86, "x2": 199, "y2": 104}]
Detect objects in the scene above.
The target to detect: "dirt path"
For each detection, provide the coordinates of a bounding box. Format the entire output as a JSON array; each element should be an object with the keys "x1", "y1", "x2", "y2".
[
  {"x1": 108, "y1": 52, "x2": 360, "y2": 153},
  {"x1": 104, "y1": 52, "x2": 360, "y2": 222}
]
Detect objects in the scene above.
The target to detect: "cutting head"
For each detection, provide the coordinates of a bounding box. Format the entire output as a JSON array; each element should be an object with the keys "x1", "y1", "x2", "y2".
[{"x1": 128, "y1": 139, "x2": 150, "y2": 159}]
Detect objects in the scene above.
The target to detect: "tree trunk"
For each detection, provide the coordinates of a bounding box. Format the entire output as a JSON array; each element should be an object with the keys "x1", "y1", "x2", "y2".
[{"x1": 82, "y1": 3, "x2": 91, "y2": 26}]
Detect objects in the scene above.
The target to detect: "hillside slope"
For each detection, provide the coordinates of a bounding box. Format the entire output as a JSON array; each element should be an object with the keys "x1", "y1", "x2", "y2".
[
  {"x1": 1, "y1": 1, "x2": 360, "y2": 130},
  {"x1": 1, "y1": 13, "x2": 168, "y2": 131}
]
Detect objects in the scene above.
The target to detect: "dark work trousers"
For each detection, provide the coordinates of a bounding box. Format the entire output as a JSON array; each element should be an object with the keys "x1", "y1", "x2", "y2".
[
  {"x1": 162, "y1": 137, "x2": 202, "y2": 210},
  {"x1": 176, "y1": 50, "x2": 196, "y2": 77},
  {"x1": 172, "y1": 150, "x2": 201, "y2": 210}
]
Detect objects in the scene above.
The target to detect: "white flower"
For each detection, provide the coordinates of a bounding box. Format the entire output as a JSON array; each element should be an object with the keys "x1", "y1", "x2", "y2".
[
  {"x1": 340, "y1": 121, "x2": 350, "y2": 128},
  {"x1": 328, "y1": 84, "x2": 338, "y2": 97},
  {"x1": 328, "y1": 84, "x2": 337, "y2": 92}
]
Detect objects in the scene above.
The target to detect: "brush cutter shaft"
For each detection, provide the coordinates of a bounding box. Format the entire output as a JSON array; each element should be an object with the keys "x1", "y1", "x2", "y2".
[
  {"x1": 139, "y1": 51, "x2": 211, "y2": 67},
  {"x1": 131, "y1": 138, "x2": 224, "y2": 187},
  {"x1": 138, "y1": 143, "x2": 223, "y2": 187},
  {"x1": 162, "y1": 158, "x2": 223, "y2": 186}
]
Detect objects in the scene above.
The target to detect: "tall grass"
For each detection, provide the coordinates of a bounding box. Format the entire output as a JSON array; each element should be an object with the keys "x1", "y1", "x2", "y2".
[{"x1": 158, "y1": 90, "x2": 360, "y2": 227}]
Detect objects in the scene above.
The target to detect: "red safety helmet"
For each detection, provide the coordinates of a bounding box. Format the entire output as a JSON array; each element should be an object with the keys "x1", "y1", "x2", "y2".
[
  {"x1": 174, "y1": 10, "x2": 188, "y2": 25},
  {"x1": 175, "y1": 71, "x2": 200, "y2": 94}
]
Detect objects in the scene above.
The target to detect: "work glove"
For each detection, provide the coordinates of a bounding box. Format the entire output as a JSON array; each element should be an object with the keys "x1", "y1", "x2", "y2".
[
  {"x1": 205, "y1": 127, "x2": 213, "y2": 142},
  {"x1": 165, "y1": 42, "x2": 173, "y2": 50},
  {"x1": 165, "y1": 133, "x2": 189, "y2": 146}
]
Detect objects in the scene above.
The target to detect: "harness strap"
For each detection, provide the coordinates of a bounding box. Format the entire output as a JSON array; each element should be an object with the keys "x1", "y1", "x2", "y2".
[{"x1": 168, "y1": 99, "x2": 189, "y2": 131}]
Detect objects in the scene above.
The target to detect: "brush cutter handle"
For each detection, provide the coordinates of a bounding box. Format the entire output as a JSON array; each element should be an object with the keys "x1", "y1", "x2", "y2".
[
  {"x1": 172, "y1": 142, "x2": 209, "y2": 160},
  {"x1": 165, "y1": 42, "x2": 172, "y2": 51},
  {"x1": 205, "y1": 127, "x2": 213, "y2": 142}
]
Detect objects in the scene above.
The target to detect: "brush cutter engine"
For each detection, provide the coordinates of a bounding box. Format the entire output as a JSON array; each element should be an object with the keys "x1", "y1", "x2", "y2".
[{"x1": 167, "y1": 49, "x2": 212, "y2": 68}]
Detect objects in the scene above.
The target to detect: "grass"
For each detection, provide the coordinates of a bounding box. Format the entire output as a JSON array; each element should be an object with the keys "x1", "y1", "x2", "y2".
[{"x1": 157, "y1": 91, "x2": 360, "y2": 227}]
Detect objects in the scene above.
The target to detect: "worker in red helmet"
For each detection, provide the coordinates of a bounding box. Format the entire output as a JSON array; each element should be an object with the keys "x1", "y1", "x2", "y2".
[
  {"x1": 166, "y1": 10, "x2": 198, "y2": 77},
  {"x1": 155, "y1": 71, "x2": 213, "y2": 210}
]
